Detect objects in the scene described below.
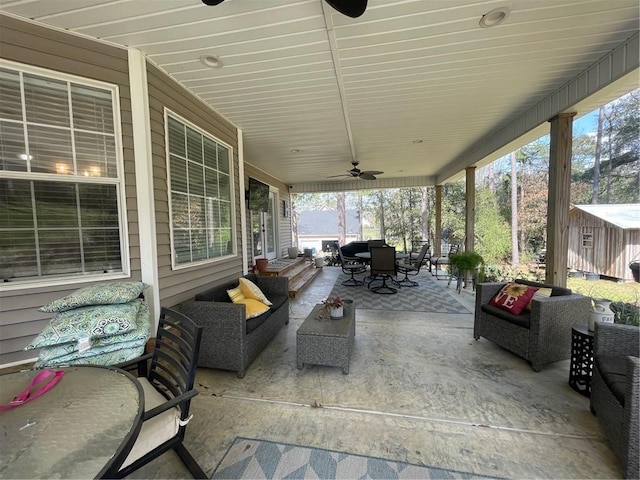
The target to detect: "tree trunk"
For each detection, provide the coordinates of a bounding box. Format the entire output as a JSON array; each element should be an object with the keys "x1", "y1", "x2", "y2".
[
  {"x1": 592, "y1": 105, "x2": 604, "y2": 204},
  {"x1": 488, "y1": 162, "x2": 495, "y2": 193},
  {"x1": 337, "y1": 191, "x2": 346, "y2": 246},
  {"x1": 510, "y1": 152, "x2": 519, "y2": 267}
]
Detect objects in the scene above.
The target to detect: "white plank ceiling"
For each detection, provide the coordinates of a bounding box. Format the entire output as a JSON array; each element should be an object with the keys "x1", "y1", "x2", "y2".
[{"x1": 1, "y1": 0, "x2": 639, "y2": 189}]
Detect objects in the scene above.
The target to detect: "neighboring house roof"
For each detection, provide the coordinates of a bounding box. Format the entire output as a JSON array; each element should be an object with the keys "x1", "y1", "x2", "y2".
[
  {"x1": 572, "y1": 204, "x2": 640, "y2": 230},
  {"x1": 297, "y1": 210, "x2": 360, "y2": 236}
]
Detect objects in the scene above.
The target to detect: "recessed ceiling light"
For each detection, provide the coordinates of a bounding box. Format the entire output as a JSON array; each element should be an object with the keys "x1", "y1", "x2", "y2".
[
  {"x1": 479, "y1": 7, "x2": 510, "y2": 28},
  {"x1": 200, "y1": 54, "x2": 223, "y2": 68}
]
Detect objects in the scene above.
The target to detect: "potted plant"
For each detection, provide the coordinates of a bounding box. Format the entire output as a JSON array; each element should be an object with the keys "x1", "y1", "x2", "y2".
[
  {"x1": 448, "y1": 251, "x2": 484, "y2": 293},
  {"x1": 322, "y1": 296, "x2": 346, "y2": 319}
]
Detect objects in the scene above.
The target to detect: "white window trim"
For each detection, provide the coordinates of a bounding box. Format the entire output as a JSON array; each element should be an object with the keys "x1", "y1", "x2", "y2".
[
  {"x1": 164, "y1": 108, "x2": 236, "y2": 271},
  {"x1": 0, "y1": 59, "x2": 130, "y2": 291}
]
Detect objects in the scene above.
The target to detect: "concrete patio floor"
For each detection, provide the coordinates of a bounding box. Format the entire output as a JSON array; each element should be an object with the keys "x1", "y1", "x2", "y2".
[{"x1": 128, "y1": 266, "x2": 622, "y2": 479}]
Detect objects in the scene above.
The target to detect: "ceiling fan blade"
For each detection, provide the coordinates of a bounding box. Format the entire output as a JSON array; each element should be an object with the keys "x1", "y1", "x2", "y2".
[
  {"x1": 361, "y1": 170, "x2": 383, "y2": 175},
  {"x1": 201, "y1": 0, "x2": 225, "y2": 5},
  {"x1": 359, "y1": 173, "x2": 377, "y2": 180},
  {"x1": 326, "y1": 174, "x2": 351, "y2": 178},
  {"x1": 325, "y1": 0, "x2": 367, "y2": 18}
]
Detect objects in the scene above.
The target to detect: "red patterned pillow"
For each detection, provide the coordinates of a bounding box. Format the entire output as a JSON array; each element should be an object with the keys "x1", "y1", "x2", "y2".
[{"x1": 489, "y1": 283, "x2": 539, "y2": 316}]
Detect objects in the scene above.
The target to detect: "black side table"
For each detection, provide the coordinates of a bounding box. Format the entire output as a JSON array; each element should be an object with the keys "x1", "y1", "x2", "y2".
[{"x1": 568, "y1": 324, "x2": 594, "y2": 397}]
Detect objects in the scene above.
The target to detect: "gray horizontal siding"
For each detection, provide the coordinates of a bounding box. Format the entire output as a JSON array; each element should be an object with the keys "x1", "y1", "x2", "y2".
[{"x1": 0, "y1": 14, "x2": 139, "y2": 366}]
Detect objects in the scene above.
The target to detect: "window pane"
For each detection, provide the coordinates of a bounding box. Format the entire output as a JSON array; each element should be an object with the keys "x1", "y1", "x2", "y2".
[
  {"x1": 203, "y1": 137, "x2": 217, "y2": 170},
  {"x1": 79, "y1": 184, "x2": 119, "y2": 227},
  {"x1": 0, "y1": 68, "x2": 23, "y2": 121},
  {"x1": 39, "y1": 230, "x2": 82, "y2": 275},
  {"x1": 0, "y1": 121, "x2": 27, "y2": 172},
  {"x1": 34, "y1": 181, "x2": 78, "y2": 227},
  {"x1": 191, "y1": 229, "x2": 207, "y2": 261},
  {"x1": 172, "y1": 193, "x2": 189, "y2": 229},
  {"x1": 205, "y1": 169, "x2": 218, "y2": 199},
  {"x1": 71, "y1": 83, "x2": 114, "y2": 134},
  {"x1": 218, "y1": 173, "x2": 230, "y2": 201},
  {"x1": 75, "y1": 131, "x2": 117, "y2": 178},
  {"x1": 0, "y1": 231, "x2": 37, "y2": 280},
  {"x1": 217, "y1": 144, "x2": 229, "y2": 174},
  {"x1": 188, "y1": 161, "x2": 204, "y2": 197},
  {"x1": 189, "y1": 196, "x2": 205, "y2": 229},
  {"x1": 28, "y1": 125, "x2": 73, "y2": 174},
  {"x1": 167, "y1": 117, "x2": 185, "y2": 156},
  {"x1": 83, "y1": 229, "x2": 122, "y2": 273},
  {"x1": 207, "y1": 199, "x2": 220, "y2": 227},
  {"x1": 170, "y1": 154, "x2": 187, "y2": 193},
  {"x1": 0, "y1": 179, "x2": 33, "y2": 227},
  {"x1": 24, "y1": 74, "x2": 70, "y2": 127},
  {"x1": 186, "y1": 127, "x2": 202, "y2": 164},
  {"x1": 173, "y1": 229, "x2": 191, "y2": 264}
]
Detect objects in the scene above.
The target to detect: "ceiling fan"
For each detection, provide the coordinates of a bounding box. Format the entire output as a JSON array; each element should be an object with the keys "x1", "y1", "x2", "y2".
[
  {"x1": 201, "y1": 0, "x2": 367, "y2": 18},
  {"x1": 327, "y1": 161, "x2": 383, "y2": 181}
]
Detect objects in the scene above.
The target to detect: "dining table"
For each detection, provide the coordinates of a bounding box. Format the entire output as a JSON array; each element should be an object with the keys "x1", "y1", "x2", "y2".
[
  {"x1": 0, "y1": 365, "x2": 144, "y2": 479},
  {"x1": 354, "y1": 251, "x2": 409, "y2": 261}
]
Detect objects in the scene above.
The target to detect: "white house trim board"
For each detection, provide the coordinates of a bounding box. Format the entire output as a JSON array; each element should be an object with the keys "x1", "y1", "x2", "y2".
[
  {"x1": 128, "y1": 48, "x2": 160, "y2": 332},
  {"x1": 239, "y1": 127, "x2": 249, "y2": 274}
]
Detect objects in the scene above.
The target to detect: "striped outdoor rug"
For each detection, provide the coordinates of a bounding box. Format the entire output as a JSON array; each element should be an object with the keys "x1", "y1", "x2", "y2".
[
  {"x1": 211, "y1": 437, "x2": 497, "y2": 479},
  {"x1": 327, "y1": 271, "x2": 471, "y2": 314}
]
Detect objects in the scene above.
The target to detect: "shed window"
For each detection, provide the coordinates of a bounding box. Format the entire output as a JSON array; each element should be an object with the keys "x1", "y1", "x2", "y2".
[
  {"x1": 582, "y1": 234, "x2": 593, "y2": 248},
  {"x1": 0, "y1": 63, "x2": 126, "y2": 285}
]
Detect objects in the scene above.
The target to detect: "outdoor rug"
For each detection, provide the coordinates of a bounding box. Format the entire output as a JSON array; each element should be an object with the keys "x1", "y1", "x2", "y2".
[
  {"x1": 211, "y1": 437, "x2": 497, "y2": 479},
  {"x1": 327, "y1": 271, "x2": 471, "y2": 314}
]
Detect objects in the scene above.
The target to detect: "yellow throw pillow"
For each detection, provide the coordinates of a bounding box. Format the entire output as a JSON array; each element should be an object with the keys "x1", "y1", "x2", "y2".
[
  {"x1": 237, "y1": 298, "x2": 270, "y2": 319},
  {"x1": 239, "y1": 277, "x2": 273, "y2": 306},
  {"x1": 526, "y1": 287, "x2": 553, "y2": 311},
  {"x1": 227, "y1": 285, "x2": 246, "y2": 303}
]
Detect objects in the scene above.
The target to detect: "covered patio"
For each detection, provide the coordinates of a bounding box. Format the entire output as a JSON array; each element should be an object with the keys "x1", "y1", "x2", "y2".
[{"x1": 127, "y1": 267, "x2": 622, "y2": 479}]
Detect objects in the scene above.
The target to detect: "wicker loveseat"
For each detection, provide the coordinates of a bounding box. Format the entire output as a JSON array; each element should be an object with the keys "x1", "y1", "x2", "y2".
[
  {"x1": 180, "y1": 273, "x2": 289, "y2": 378},
  {"x1": 590, "y1": 322, "x2": 639, "y2": 479},
  {"x1": 474, "y1": 279, "x2": 591, "y2": 371}
]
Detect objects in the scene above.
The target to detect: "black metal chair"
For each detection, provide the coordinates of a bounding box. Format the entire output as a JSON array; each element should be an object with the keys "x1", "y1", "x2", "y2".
[
  {"x1": 397, "y1": 243, "x2": 430, "y2": 287},
  {"x1": 338, "y1": 244, "x2": 368, "y2": 286},
  {"x1": 115, "y1": 308, "x2": 206, "y2": 479},
  {"x1": 430, "y1": 243, "x2": 460, "y2": 280},
  {"x1": 367, "y1": 246, "x2": 398, "y2": 294}
]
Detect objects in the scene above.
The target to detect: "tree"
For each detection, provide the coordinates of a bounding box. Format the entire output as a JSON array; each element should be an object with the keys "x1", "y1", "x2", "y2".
[{"x1": 510, "y1": 151, "x2": 519, "y2": 267}]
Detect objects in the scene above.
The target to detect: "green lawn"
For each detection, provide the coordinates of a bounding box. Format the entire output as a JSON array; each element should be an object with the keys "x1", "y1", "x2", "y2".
[{"x1": 567, "y1": 278, "x2": 640, "y2": 304}]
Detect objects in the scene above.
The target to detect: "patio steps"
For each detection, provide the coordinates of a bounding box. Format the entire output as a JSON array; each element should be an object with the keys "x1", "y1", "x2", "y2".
[{"x1": 260, "y1": 257, "x2": 322, "y2": 298}]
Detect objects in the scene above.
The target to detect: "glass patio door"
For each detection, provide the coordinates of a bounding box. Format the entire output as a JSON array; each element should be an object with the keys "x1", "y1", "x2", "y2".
[{"x1": 251, "y1": 192, "x2": 277, "y2": 260}]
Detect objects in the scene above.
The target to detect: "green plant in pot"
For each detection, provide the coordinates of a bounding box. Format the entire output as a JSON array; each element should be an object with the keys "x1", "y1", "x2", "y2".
[{"x1": 448, "y1": 251, "x2": 485, "y2": 292}]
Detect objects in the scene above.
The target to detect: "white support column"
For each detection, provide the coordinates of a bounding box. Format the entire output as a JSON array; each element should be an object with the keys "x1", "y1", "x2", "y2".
[
  {"x1": 238, "y1": 128, "x2": 249, "y2": 274},
  {"x1": 546, "y1": 113, "x2": 576, "y2": 288},
  {"x1": 128, "y1": 48, "x2": 160, "y2": 333}
]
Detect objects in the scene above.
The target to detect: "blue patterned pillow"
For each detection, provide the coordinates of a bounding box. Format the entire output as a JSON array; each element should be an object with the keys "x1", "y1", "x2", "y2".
[
  {"x1": 35, "y1": 340, "x2": 146, "y2": 368},
  {"x1": 35, "y1": 339, "x2": 146, "y2": 367},
  {"x1": 36, "y1": 301, "x2": 150, "y2": 362},
  {"x1": 39, "y1": 281, "x2": 147, "y2": 313},
  {"x1": 27, "y1": 300, "x2": 143, "y2": 350}
]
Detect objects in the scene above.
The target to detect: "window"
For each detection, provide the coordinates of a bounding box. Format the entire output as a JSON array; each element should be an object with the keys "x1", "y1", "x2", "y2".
[
  {"x1": 166, "y1": 112, "x2": 233, "y2": 267},
  {"x1": 582, "y1": 233, "x2": 593, "y2": 248},
  {"x1": 0, "y1": 63, "x2": 126, "y2": 285}
]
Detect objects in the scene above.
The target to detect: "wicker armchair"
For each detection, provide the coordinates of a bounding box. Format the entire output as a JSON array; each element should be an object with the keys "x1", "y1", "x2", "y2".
[
  {"x1": 474, "y1": 280, "x2": 591, "y2": 371},
  {"x1": 590, "y1": 322, "x2": 639, "y2": 479}
]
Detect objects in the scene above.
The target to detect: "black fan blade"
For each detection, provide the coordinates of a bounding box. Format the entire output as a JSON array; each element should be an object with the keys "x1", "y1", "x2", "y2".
[
  {"x1": 325, "y1": 0, "x2": 367, "y2": 18},
  {"x1": 361, "y1": 170, "x2": 383, "y2": 175},
  {"x1": 326, "y1": 174, "x2": 351, "y2": 178},
  {"x1": 359, "y1": 173, "x2": 377, "y2": 180},
  {"x1": 202, "y1": 0, "x2": 226, "y2": 4}
]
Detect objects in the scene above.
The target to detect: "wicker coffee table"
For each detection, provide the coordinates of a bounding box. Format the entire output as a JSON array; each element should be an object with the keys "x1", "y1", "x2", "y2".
[{"x1": 297, "y1": 303, "x2": 355, "y2": 374}]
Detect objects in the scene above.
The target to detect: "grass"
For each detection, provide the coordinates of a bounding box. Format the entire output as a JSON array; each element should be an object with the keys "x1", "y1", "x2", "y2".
[{"x1": 567, "y1": 278, "x2": 640, "y2": 304}]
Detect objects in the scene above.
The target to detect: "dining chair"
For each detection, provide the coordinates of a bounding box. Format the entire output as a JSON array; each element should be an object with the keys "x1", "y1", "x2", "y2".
[
  {"x1": 430, "y1": 243, "x2": 460, "y2": 280},
  {"x1": 115, "y1": 307, "x2": 207, "y2": 479},
  {"x1": 367, "y1": 246, "x2": 398, "y2": 294},
  {"x1": 397, "y1": 242, "x2": 430, "y2": 287},
  {"x1": 338, "y1": 244, "x2": 368, "y2": 286}
]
